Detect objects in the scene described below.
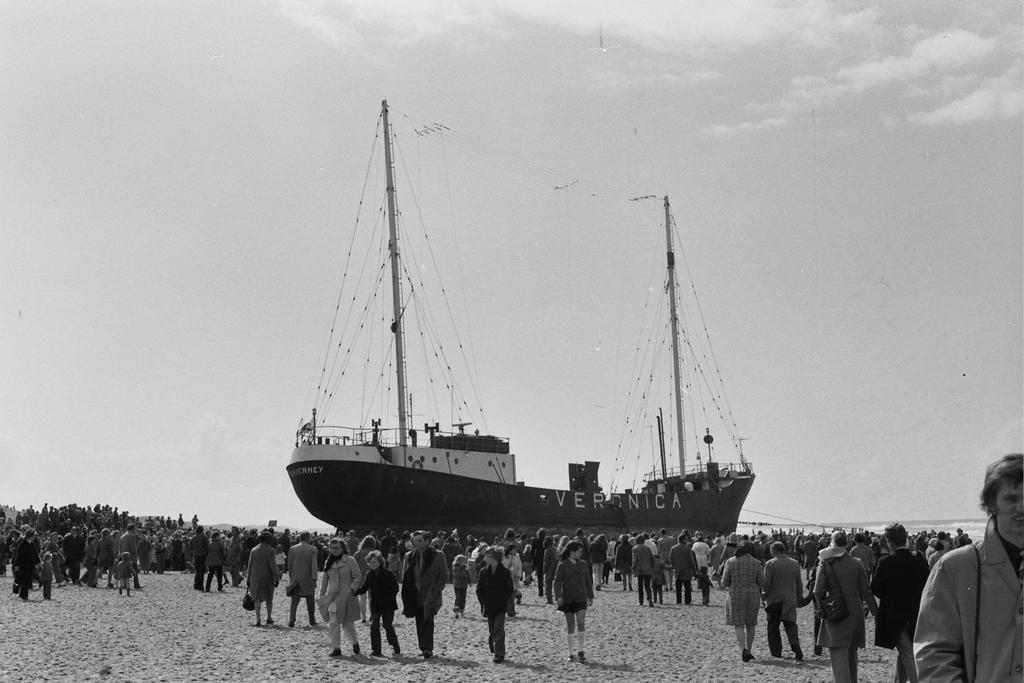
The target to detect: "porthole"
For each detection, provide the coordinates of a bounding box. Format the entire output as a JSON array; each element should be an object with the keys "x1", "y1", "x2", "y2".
[
  {"x1": 454, "y1": 458, "x2": 459, "y2": 465},
  {"x1": 419, "y1": 456, "x2": 425, "y2": 462},
  {"x1": 432, "y1": 456, "x2": 438, "y2": 463},
  {"x1": 501, "y1": 462, "x2": 506, "y2": 468},
  {"x1": 408, "y1": 456, "x2": 414, "y2": 462}
]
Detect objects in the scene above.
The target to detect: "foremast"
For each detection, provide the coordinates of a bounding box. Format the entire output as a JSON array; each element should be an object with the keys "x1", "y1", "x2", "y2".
[
  {"x1": 382, "y1": 100, "x2": 409, "y2": 448},
  {"x1": 664, "y1": 196, "x2": 687, "y2": 475}
]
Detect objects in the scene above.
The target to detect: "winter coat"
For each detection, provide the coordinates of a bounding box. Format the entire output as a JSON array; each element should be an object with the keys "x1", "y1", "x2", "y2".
[
  {"x1": 355, "y1": 566, "x2": 399, "y2": 614},
  {"x1": 452, "y1": 564, "x2": 470, "y2": 590},
  {"x1": 246, "y1": 541, "x2": 279, "y2": 601},
  {"x1": 206, "y1": 538, "x2": 226, "y2": 567},
  {"x1": 543, "y1": 545, "x2": 559, "y2": 578},
  {"x1": 669, "y1": 542, "x2": 698, "y2": 581},
  {"x1": 722, "y1": 554, "x2": 764, "y2": 626},
  {"x1": 632, "y1": 543, "x2": 655, "y2": 577},
  {"x1": 13, "y1": 538, "x2": 40, "y2": 573},
  {"x1": 763, "y1": 553, "x2": 803, "y2": 622},
  {"x1": 553, "y1": 557, "x2": 593, "y2": 604},
  {"x1": 401, "y1": 547, "x2": 448, "y2": 617},
  {"x1": 914, "y1": 518, "x2": 1023, "y2": 683},
  {"x1": 813, "y1": 547, "x2": 877, "y2": 649},
  {"x1": 285, "y1": 541, "x2": 319, "y2": 597},
  {"x1": 476, "y1": 562, "x2": 514, "y2": 617},
  {"x1": 870, "y1": 547, "x2": 929, "y2": 649},
  {"x1": 321, "y1": 553, "x2": 362, "y2": 623},
  {"x1": 96, "y1": 536, "x2": 115, "y2": 566}
]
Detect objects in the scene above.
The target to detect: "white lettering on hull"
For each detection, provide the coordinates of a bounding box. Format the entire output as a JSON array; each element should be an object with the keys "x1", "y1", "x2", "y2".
[{"x1": 289, "y1": 466, "x2": 325, "y2": 477}]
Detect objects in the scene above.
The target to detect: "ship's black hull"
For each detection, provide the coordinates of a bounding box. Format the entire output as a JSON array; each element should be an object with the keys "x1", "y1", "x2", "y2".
[{"x1": 287, "y1": 459, "x2": 753, "y2": 538}]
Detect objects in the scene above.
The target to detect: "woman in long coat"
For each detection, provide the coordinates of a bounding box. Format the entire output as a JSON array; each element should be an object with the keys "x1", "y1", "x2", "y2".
[
  {"x1": 814, "y1": 531, "x2": 877, "y2": 683},
  {"x1": 614, "y1": 534, "x2": 633, "y2": 591},
  {"x1": 320, "y1": 537, "x2": 362, "y2": 657},
  {"x1": 246, "y1": 531, "x2": 280, "y2": 627},
  {"x1": 722, "y1": 541, "x2": 765, "y2": 662}
]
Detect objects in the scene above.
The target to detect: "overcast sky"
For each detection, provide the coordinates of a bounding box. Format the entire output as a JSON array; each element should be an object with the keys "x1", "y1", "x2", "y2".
[{"x1": 2, "y1": 1, "x2": 1020, "y2": 529}]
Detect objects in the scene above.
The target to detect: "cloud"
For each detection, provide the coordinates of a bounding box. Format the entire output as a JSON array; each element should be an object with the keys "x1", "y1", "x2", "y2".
[
  {"x1": 906, "y1": 62, "x2": 1023, "y2": 125},
  {"x1": 837, "y1": 30, "x2": 996, "y2": 93},
  {"x1": 702, "y1": 116, "x2": 789, "y2": 138},
  {"x1": 278, "y1": 0, "x2": 879, "y2": 54}
]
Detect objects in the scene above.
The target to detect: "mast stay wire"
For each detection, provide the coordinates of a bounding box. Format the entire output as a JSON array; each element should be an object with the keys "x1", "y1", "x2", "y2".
[
  {"x1": 391, "y1": 126, "x2": 489, "y2": 433},
  {"x1": 310, "y1": 113, "x2": 384, "y2": 420}
]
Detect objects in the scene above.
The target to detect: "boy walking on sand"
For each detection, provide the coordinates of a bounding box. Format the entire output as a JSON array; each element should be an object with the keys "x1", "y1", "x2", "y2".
[{"x1": 40, "y1": 551, "x2": 54, "y2": 600}]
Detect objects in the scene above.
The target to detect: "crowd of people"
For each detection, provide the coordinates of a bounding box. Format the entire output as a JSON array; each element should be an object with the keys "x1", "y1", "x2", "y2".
[{"x1": 3, "y1": 452, "x2": 1021, "y2": 680}]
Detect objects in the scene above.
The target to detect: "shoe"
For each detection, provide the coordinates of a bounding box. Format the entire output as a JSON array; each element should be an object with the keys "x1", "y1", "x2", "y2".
[
  {"x1": 352, "y1": 643, "x2": 360, "y2": 655},
  {"x1": 309, "y1": 620, "x2": 318, "y2": 627},
  {"x1": 288, "y1": 621, "x2": 295, "y2": 628},
  {"x1": 742, "y1": 649, "x2": 751, "y2": 662},
  {"x1": 329, "y1": 649, "x2": 342, "y2": 658},
  {"x1": 266, "y1": 618, "x2": 274, "y2": 625},
  {"x1": 423, "y1": 650, "x2": 433, "y2": 659},
  {"x1": 568, "y1": 654, "x2": 577, "y2": 662},
  {"x1": 814, "y1": 646, "x2": 823, "y2": 656},
  {"x1": 794, "y1": 650, "x2": 804, "y2": 661},
  {"x1": 493, "y1": 656, "x2": 504, "y2": 663},
  {"x1": 371, "y1": 650, "x2": 383, "y2": 657},
  {"x1": 392, "y1": 645, "x2": 401, "y2": 655},
  {"x1": 577, "y1": 651, "x2": 587, "y2": 664},
  {"x1": 254, "y1": 622, "x2": 262, "y2": 627}
]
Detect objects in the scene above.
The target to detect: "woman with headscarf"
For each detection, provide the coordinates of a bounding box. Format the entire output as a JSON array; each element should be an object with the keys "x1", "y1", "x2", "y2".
[
  {"x1": 813, "y1": 531, "x2": 877, "y2": 682},
  {"x1": 246, "y1": 531, "x2": 280, "y2": 627},
  {"x1": 319, "y1": 537, "x2": 362, "y2": 657},
  {"x1": 722, "y1": 541, "x2": 765, "y2": 662}
]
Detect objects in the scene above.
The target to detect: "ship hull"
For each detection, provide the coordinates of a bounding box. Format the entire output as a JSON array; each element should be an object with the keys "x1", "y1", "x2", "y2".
[{"x1": 287, "y1": 457, "x2": 753, "y2": 538}]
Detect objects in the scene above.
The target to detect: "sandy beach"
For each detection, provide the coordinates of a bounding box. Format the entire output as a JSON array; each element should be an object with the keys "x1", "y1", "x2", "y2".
[{"x1": 3, "y1": 572, "x2": 902, "y2": 682}]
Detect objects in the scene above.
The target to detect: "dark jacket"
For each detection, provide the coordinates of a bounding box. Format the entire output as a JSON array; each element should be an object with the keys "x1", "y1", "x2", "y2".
[
  {"x1": 355, "y1": 566, "x2": 400, "y2": 613},
  {"x1": 553, "y1": 557, "x2": 594, "y2": 604},
  {"x1": 13, "y1": 538, "x2": 40, "y2": 572},
  {"x1": 401, "y1": 546, "x2": 448, "y2": 617},
  {"x1": 476, "y1": 562, "x2": 514, "y2": 617},
  {"x1": 870, "y1": 547, "x2": 930, "y2": 649}
]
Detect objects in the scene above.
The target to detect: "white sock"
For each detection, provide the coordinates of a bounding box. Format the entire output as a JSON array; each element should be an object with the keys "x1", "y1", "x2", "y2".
[
  {"x1": 577, "y1": 631, "x2": 585, "y2": 652},
  {"x1": 567, "y1": 632, "x2": 576, "y2": 655}
]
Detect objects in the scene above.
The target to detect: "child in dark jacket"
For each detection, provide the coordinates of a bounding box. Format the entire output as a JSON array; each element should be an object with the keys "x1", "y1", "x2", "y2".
[
  {"x1": 354, "y1": 550, "x2": 400, "y2": 656},
  {"x1": 476, "y1": 546, "x2": 514, "y2": 664},
  {"x1": 116, "y1": 552, "x2": 133, "y2": 596},
  {"x1": 39, "y1": 552, "x2": 54, "y2": 600},
  {"x1": 452, "y1": 555, "x2": 470, "y2": 617}
]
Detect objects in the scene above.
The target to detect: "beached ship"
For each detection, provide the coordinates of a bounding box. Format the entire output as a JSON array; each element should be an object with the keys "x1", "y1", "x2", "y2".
[{"x1": 287, "y1": 101, "x2": 754, "y2": 538}]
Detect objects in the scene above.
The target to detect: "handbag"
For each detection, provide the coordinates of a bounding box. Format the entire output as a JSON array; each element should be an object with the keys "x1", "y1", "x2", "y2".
[
  {"x1": 285, "y1": 583, "x2": 298, "y2": 597},
  {"x1": 815, "y1": 559, "x2": 849, "y2": 623},
  {"x1": 242, "y1": 592, "x2": 255, "y2": 611}
]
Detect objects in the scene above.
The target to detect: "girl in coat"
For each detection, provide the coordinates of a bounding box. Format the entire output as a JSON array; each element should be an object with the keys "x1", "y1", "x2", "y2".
[
  {"x1": 614, "y1": 534, "x2": 633, "y2": 592},
  {"x1": 354, "y1": 550, "x2": 400, "y2": 656},
  {"x1": 553, "y1": 540, "x2": 594, "y2": 663},
  {"x1": 451, "y1": 554, "x2": 470, "y2": 617},
  {"x1": 319, "y1": 537, "x2": 362, "y2": 658}
]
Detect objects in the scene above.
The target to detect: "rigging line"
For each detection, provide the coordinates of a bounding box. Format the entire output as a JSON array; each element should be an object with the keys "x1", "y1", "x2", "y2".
[
  {"x1": 392, "y1": 130, "x2": 489, "y2": 433},
  {"x1": 319, "y1": 203, "x2": 388, "y2": 415},
  {"x1": 672, "y1": 219, "x2": 740, "y2": 437},
  {"x1": 313, "y1": 114, "x2": 384, "y2": 411},
  {"x1": 320, "y1": 254, "x2": 391, "y2": 419},
  {"x1": 393, "y1": 106, "x2": 655, "y2": 203},
  {"x1": 741, "y1": 508, "x2": 830, "y2": 529},
  {"x1": 319, "y1": 204, "x2": 388, "y2": 413}
]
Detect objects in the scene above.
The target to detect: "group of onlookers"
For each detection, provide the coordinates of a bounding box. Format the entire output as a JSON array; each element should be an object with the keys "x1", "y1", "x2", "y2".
[{"x1": 718, "y1": 452, "x2": 1022, "y2": 683}]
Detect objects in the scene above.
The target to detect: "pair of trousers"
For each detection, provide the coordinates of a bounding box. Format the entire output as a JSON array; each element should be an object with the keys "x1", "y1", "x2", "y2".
[
  {"x1": 205, "y1": 565, "x2": 224, "y2": 591},
  {"x1": 894, "y1": 627, "x2": 918, "y2": 682},
  {"x1": 229, "y1": 564, "x2": 243, "y2": 586},
  {"x1": 67, "y1": 559, "x2": 82, "y2": 584},
  {"x1": 637, "y1": 575, "x2": 653, "y2": 604},
  {"x1": 765, "y1": 605, "x2": 802, "y2": 657},
  {"x1": 16, "y1": 568, "x2": 32, "y2": 599},
  {"x1": 413, "y1": 605, "x2": 436, "y2": 653},
  {"x1": 370, "y1": 609, "x2": 399, "y2": 653},
  {"x1": 193, "y1": 555, "x2": 207, "y2": 589},
  {"x1": 454, "y1": 587, "x2": 467, "y2": 612},
  {"x1": 290, "y1": 594, "x2": 316, "y2": 624},
  {"x1": 487, "y1": 612, "x2": 506, "y2": 658},
  {"x1": 675, "y1": 577, "x2": 692, "y2": 604},
  {"x1": 536, "y1": 567, "x2": 545, "y2": 596},
  {"x1": 544, "y1": 577, "x2": 554, "y2": 602},
  {"x1": 42, "y1": 580, "x2": 52, "y2": 599}
]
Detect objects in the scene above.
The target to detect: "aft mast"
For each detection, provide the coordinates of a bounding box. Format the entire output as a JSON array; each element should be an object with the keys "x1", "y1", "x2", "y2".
[
  {"x1": 382, "y1": 100, "x2": 409, "y2": 447},
  {"x1": 664, "y1": 196, "x2": 687, "y2": 475}
]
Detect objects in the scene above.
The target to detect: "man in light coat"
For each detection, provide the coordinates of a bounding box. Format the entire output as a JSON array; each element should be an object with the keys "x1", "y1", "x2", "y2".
[
  {"x1": 915, "y1": 453, "x2": 1023, "y2": 683},
  {"x1": 762, "y1": 541, "x2": 805, "y2": 660},
  {"x1": 286, "y1": 531, "x2": 319, "y2": 627}
]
